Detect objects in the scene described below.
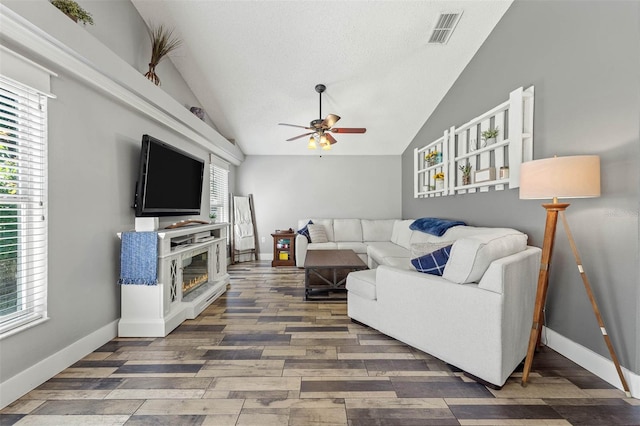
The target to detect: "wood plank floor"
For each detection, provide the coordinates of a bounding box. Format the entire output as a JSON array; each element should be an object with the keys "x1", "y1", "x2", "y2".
[{"x1": 2, "y1": 261, "x2": 638, "y2": 425}]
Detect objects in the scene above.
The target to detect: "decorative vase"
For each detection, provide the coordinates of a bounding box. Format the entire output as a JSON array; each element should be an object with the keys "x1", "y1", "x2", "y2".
[
  {"x1": 190, "y1": 107, "x2": 205, "y2": 120},
  {"x1": 485, "y1": 137, "x2": 497, "y2": 146},
  {"x1": 144, "y1": 63, "x2": 160, "y2": 86},
  {"x1": 462, "y1": 175, "x2": 471, "y2": 185},
  {"x1": 435, "y1": 179, "x2": 444, "y2": 190}
]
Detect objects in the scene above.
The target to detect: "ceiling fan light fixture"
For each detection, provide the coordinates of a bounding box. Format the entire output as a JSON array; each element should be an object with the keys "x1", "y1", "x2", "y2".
[
  {"x1": 308, "y1": 135, "x2": 317, "y2": 149},
  {"x1": 279, "y1": 84, "x2": 366, "y2": 149}
]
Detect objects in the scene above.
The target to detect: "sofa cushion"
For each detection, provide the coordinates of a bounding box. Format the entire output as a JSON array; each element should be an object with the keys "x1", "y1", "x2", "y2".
[
  {"x1": 390, "y1": 220, "x2": 414, "y2": 249},
  {"x1": 307, "y1": 242, "x2": 339, "y2": 250},
  {"x1": 367, "y1": 242, "x2": 411, "y2": 262},
  {"x1": 362, "y1": 219, "x2": 396, "y2": 242},
  {"x1": 346, "y1": 269, "x2": 378, "y2": 300},
  {"x1": 334, "y1": 219, "x2": 363, "y2": 242},
  {"x1": 443, "y1": 232, "x2": 528, "y2": 284},
  {"x1": 409, "y1": 230, "x2": 436, "y2": 245},
  {"x1": 410, "y1": 241, "x2": 453, "y2": 258},
  {"x1": 310, "y1": 219, "x2": 335, "y2": 241},
  {"x1": 411, "y1": 245, "x2": 452, "y2": 275},
  {"x1": 308, "y1": 224, "x2": 329, "y2": 243},
  {"x1": 336, "y1": 242, "x2": 368, "y2": 255},
  {"x1": 382, "y1": 256, "x2": 414, "y2": 270},
  {"x1": 441, "y1": 226, "x2": 519, "y2": 241},
  {"x1": 297, "y1": 220, "x2": 313, "y2": 242}
]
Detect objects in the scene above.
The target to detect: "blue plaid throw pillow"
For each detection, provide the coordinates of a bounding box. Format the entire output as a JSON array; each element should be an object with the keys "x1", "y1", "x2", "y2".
[
  {"x1": 297, "y1": 220, "x2": 313, "y2": 242},
  {"x1": 411, "y1": 244, "x2": 453, "y2": 276}
]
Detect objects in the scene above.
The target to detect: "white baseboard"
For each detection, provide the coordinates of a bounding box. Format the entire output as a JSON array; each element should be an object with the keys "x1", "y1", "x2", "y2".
[
  {"x1": 259, "y1": 253, "x2": 272, "y2": 261},
  {"x1": 0, "y1": 320, "x2": 118, "y2": 409},
  {"x1": 544, "y1": 326, "x2": 638, "y2": 399}
]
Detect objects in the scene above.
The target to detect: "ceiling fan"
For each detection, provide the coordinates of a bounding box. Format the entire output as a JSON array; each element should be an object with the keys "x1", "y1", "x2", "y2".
[{"x1": 278, "y1": 84, "x2": 366, "y2": 150}]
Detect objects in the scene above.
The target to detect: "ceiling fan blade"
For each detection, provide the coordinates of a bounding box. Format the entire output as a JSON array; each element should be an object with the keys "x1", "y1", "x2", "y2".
[
  {"x1": 322, "y1": 114, "x2": 341, "y2": 128},
  {"x1": 279, "y1": 123, "x2": 313, "y2": 130},
  {"x1": 325, "y1": 133, "x2": 338, "y2": 145},
  {"x1": 286, "y1": 132, "x2": 314, "y2": 142},
  {"x1": 331, "y1": 127, "x2": 367, "y2": 134}
]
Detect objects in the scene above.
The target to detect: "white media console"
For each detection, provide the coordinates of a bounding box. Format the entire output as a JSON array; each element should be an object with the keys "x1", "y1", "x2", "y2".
[{"x1": 118, "y1": 223, "x2": 229, "y2": 337}]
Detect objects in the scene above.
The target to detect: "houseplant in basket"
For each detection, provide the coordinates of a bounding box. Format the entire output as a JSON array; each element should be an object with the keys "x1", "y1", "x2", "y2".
[
  {"x1": 481, "y1": 128, "x2": 499, "y2": 146},
  {"x1": 459, "y1": 163, "x2": 472, "y2": 185},
  {"x1": 144, "y1": 24, "x2": 182, "y2": 86},
  {"x1": 51, "y1": 0, "x2": 94, "y2": 25}
]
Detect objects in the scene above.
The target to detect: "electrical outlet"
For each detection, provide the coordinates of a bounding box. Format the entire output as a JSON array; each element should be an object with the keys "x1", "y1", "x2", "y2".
[{"x1": 261, "y1": 236, "x2": 265, "y2": 243}]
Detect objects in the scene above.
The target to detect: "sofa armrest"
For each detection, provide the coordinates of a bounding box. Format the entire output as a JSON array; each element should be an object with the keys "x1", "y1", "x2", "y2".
[
  {"x1": 295, "y1": 234, "x2": 308, "y2": 267},
  {"x1": 478, "y1": 246, "x2": 542, "y2": 294}
]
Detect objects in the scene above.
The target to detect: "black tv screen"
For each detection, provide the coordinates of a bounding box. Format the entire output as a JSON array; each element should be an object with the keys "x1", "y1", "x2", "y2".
[{"x1": 134, "y1": 135, "x2": 204, "y2": 217}]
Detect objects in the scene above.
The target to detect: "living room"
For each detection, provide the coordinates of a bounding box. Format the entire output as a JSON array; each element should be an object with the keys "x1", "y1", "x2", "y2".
[{"x1": 0, "y1": 0, "x2": 638, "y2": 422}]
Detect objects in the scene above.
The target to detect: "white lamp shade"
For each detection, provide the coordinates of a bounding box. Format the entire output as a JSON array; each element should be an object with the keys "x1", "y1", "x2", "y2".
[{"x1": 519, "y1": 155, "x2": 601, "y2": 200}]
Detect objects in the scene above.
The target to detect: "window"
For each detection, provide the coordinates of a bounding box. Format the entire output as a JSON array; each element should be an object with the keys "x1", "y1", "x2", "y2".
[
  {"x1": 0, "y1": 75, "x2": 48, "y2": 337},
  {"x1": 209, "y1": 155, "x2": 229, "y2": 223}
]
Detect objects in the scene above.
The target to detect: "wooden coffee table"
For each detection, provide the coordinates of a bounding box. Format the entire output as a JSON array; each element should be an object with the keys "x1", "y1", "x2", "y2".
[{"x1": 303, "y1": 249, "x2": 368, "y2": 301}]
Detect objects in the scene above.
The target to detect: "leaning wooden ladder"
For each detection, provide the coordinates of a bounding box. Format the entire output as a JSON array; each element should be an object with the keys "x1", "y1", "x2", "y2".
[{"x1": 230, "y1": 194, "x2": 259, "y2": 264}]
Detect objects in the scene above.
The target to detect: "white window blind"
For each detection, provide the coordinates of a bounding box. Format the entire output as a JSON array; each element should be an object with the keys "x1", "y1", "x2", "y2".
[
  {"x1": 0, "y1": 75, "x2": 48, "y2": 337},
  {"x1": 209, "y1": 156, "x2": 229, "y2": 223}
]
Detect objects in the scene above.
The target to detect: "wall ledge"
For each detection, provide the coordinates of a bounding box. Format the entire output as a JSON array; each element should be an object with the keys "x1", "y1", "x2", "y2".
[{"x1": 0, "y1": 1, "x2": 244, "y2": 165}]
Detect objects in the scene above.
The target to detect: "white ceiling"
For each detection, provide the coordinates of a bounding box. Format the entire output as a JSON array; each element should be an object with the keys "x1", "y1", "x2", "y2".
[{"x1": 131, "y1": 1, "x2": 513, "y2": 156}]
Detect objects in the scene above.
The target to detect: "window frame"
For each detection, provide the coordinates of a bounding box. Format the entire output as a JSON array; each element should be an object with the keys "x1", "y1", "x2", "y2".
[
  {"x1": 209, "y1": 155, "x2": 229, "y2": 224},
  {"x1": 0, "y1": 74, "x2": 49, "y2": 339}
]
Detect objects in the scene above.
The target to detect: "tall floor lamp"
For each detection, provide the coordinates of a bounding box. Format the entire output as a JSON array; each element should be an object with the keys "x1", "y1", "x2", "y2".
[{"x1": 519, "y1": 155, "x2": 630, "y2": 397}]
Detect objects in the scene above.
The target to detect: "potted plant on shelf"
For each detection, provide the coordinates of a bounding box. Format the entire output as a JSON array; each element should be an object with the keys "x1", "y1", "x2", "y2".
[
  {"x1": 425, "y1": 150, "x2": 440, "y2": 167},
  {"x1": 144, "y1": 24, "x2": 182, "y2": 86},
  {"x1": 209, "y1": 212, "x2": 217, "y2": 223},
  {"x1": 50, "y1": 0, "x2": 94, "y2": 25},
  {"x1": 433, "y1": 172, "x2": 445, "y2": 190},
  {"x1": 481, "y1": 128, "x2": 499, "y2": 146},
  {"x1": 459, "y1": 163, "x2": 472, "y2": 185}
]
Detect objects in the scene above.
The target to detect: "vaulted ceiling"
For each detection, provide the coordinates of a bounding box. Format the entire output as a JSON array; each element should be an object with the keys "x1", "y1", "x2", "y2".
[{"x1": 131, "y1": 1, "x2": 513, "y2": 156}]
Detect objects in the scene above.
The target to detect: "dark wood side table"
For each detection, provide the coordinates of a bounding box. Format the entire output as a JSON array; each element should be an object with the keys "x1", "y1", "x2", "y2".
[{"x1": 271, "y1": 231, "x2": 296, "y2": 267}]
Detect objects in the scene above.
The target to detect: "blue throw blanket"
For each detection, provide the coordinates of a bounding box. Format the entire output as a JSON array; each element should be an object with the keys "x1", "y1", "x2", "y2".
[
  {"x1": 118, "y1": 231, "x2": 158, "y2": 285},
  {"x1": 409, "y1": 217, "x2": 466, "y2": 237}
]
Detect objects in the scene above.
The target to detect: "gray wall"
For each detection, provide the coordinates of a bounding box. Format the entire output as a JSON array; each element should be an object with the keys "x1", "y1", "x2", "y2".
[
  {"x1": 237, "y1": 155, "x2": 401, "y2": 256},
  {"x1": 0, "y1": 0, "x2": 224, "y2": 384},
  {"x1": 402, "y1": 0, "x2": 640, "y2": 373}
]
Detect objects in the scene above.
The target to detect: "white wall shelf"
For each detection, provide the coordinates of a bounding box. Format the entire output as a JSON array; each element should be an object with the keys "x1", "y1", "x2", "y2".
[{"x1": 414, "y1": 86, "x2": 534, "y2": 198}]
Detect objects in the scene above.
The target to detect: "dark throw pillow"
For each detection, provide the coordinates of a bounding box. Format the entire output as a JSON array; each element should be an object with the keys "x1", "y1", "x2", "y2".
[
  {"x1": 411, "y1": 244, "x2": 453, "y2": 276},
  {"x1": 297, "y1": 220, "x2": 314, "y2": 242}
]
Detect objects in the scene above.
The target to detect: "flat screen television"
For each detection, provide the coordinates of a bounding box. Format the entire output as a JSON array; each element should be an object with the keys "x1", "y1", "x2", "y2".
[{"x1": 133, "y1": 134, "x2": 205, "y2": 217}]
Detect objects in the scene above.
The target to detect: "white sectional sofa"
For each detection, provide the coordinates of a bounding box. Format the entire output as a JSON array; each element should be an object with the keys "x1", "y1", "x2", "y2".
[
  {"x1": 295, "y1": 218, "x2": 398, "y2": 268},
  {"x1": 295, "y1": 218, "x2": 542, "y2": 387}
]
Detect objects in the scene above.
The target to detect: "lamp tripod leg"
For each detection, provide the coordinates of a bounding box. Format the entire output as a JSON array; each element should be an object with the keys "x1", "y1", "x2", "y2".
[
  {"x1": 521, "y1": 271, "x2": 549, "y2": 386},
  {"x1": 559, "y1": 212, "x2": 631, "y2": 397},
  {"x1": 522, "y1": 207, "x2": 561, "y2": 386}
]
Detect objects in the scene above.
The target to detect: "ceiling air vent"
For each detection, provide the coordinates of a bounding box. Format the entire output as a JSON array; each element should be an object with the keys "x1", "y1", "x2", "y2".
[{"x1": 428, "y1": 12, "x2": 462, "y2": 44}]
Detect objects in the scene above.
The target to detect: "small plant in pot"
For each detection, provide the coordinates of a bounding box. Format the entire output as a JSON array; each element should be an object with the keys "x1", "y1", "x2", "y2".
[
  {"x1": 481, "y1": 128, "x2": 499, "y2": 146},
  {"x1": 209, "y1": 212, "x2": 217, "y2": 223},
  {"x1": 424, "y1": 150, "x2": 440, "y2": 167},
  {"x1": 459, "y1": 163, "x2": 472, "y2": 185},
  {"x1": 50, "y1": 0, "x2": 94, "y2": 25},
  {"x1": 433, "y1": 172, "x2": 445, "y2": 190}
]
